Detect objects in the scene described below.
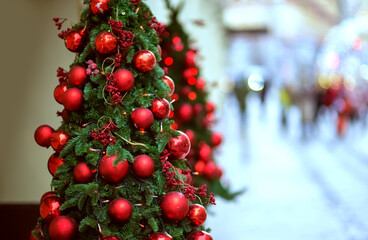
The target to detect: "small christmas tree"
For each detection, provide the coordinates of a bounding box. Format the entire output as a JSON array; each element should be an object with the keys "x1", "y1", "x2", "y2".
[
  {"x1": 160, "y1": 1, "x2": 241, "y2": 200},
  {"x1": 31, "y1": 1, "x2": 215, "y2": 239}
]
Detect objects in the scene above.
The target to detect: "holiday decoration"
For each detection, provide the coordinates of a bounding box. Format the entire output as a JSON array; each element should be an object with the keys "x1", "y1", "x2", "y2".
[
  {"x1": 131, "y1": 107, "x2": 154, "y2": 130},
  {"x1": 134, "y1": 50, "x2": 156, "y2": 72},
  {"x1": 166, "y1": 131, "x2": 191, "y2": 160},
  {"x1": 48, "y1": 216, "x2": 78, "y2": 240},
  {"x1": 54, "y1": 83, "x2": 68, "y2": 104},
  {"x1": 73, "y1": 162, "x2": 93, "y2": 183},
  {"x1": 204, "y1": 162, "x2": 221, "y2": 180},
  {"x1": 90, "y1": 0, "x2": 110, "y2": 15},
  {"x1": 34, "y1": 125, "x2": 55, "y2": 148},
  {"x1": 39, "y1": 196, "x2": 62, "y2": 222},
  {"x1": 48, "y1": 154, "x2": 64, "y2": 177},
  {"x1": 108, "y1": 198, "x2": 133, "y2": 222},
  {"x1": 65, "y1": 30, "x2": 84, "y2": 53},
  {"x1": 50, "y1": 130, "x2": 70, "y2": 153},
  {"x1": 187, "y1": 231, "x2": 213, "y2": 240},
  {"x1": 114, "y1": 69, "x2": 135, "y2": 92},
  {"x1": 187, "y1": 204, "x2": 207, "y2": 226},
  {"x1": 40, "y1": 191, "x2": 56, "y2": 203},
  {"x1": 98, "y1": 155, "x2": 129, "y2": 184},
  {"x1": 152, "y1": 98, "x2": 170, "y2": 120},
  {"x1": 148, "y1": 232, "x2": 173, "y2": 240},
  {"x1": 132, "y1": 155, "x2": 155, "y2": 178},
  {"x1": 211, "y1": 132, "x2": 222, "y2": 147},
  {"x1": 163, "y1": 76, "x2": 175, "y2": 96},
  {"x1": 95, "y1": 31, "x2": 117, "y2": 54},
  {"x1": 100, "y1": 236, "x2": 122, "y2": 240},
  {"x1": 62, "y1": 88, "x2": 84, "y2": 111},
  {"x1": 161, "y1": 191, "x2": 189, "y2": 221},
  {"x1": 178, "y1": 104, "x2": 193, "y2": 123},
  {"x1": 68, "y1": 66, "x2": 88, "y2": 86},
  {"x1": 198, "y1": 143, "x2": 211, "y2": 162}
]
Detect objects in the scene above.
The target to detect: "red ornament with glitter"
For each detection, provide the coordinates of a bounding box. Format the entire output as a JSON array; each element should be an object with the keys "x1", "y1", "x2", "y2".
[
  {"x1": 34, "y1": 125, "x2": 55, "y2": 148},
  {"x1": 131, "y1": 107, "x2": 154, "y2": 130},
  {"x1": 50, "y1": 130, "x2": 70, "y2": 153},
  {"x1": 101, "y1": 236, "x2": 122, "y2": 240},
  {"x1": 178, "y1": 103, "x2": 193, "y2": 123},
  {"x1": 148, "y1": 232, "x2": 173, "y2": 240},
  {"x1": 39, "y1": 196, "x2": 62, "y2": 222},
  {"x1": 163, "y1": 76, "x2": 175, "y2": 96},
  {"x1": 134, "y1": 50, "x2": 156, "y2": 72},
  {"x1": 64, "y1": 30, "x2": 84, "y2": 53},
  {"x1": 68, "y1": 66, "x2": 88, "y2": 86},
  {"x1": 62, "y1": 88, "x2": 84, "y2": 111},
  {"x1": 54, "y1": 83, "x2": 68, "y2": 104},
  {"x1": 48, "y1": 153, "x2": 64, "y2": 177},
  {"x1": 40, "y1": 191, "x2": 56, "y2": 203},
  {"x1": 99, "y1": 155, "x2": 129, "y2": 184},
  {"x1": 95, "y1": 31, "x2": 117, "y2": 54},
  {"x1": 132, "y1": 155, "x2": 155, "y2": 179},
  {"x1": 108, "y1": 198, "x2": 133, "y2": 222},
  {"x1": 161, "y1": 191, "x2": 189, "y2": 221},
  {"x1": 73, "y1": 162, "x2": 93, "y2": 183},
  {"x1": 211, "y1": 132, "x2": 222, "y2": 147},
  {"x1": 187, "y1": 231, "x2": 213, "y2": 240},
  {"x1": 152, "y1": 98, "x2": 170, "y2": 120},
  {"x1": 48, "y1": 216, "x2": 78, "y2": 240},
  {"x1": 187, "y1": 204, "x2": 207, "y2": 226},
  {"x1": 114, "y1": 69, "x2": 135, "y2": 92},
  {"x1": 166, "y1": 131, "x2": 191, "y2": 160},
  {"x1": 90, "y1": 0, "x2": 110, "y2": 15}
]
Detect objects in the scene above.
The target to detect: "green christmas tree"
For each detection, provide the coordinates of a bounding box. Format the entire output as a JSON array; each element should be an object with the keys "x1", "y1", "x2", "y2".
[
  {"x1": 160, "y1": 1, "x2": 241, "y2": 200},
  {"x1": 31, "y1": 1, "x2": 215, "y2": 239}
]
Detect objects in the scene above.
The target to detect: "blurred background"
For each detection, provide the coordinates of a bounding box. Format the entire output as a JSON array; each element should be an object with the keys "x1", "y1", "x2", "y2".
[{"x1": 1, "y1": 0, "x2": 368, "y2": 239}]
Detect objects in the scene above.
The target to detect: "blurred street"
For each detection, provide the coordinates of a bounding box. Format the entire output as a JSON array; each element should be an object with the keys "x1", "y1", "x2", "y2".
[{"x1": 208, "y1": 90, "x2": 368, "y2": 240}]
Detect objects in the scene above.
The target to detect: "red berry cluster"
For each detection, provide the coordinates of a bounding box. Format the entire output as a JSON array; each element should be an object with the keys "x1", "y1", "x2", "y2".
[
  {"x1": 91, "y1": 120, "x2": 117, "y2": 146},
  {"x1": 86, "y1": 60, "x2": 99, "y2": 76},
  {"x1": 115, "y1": 54, "x2": 122, "y2": 67},
  {"x1": 105, "y1": 74, "x2": 122, "y2": 104},
  {"x1": 148, "y1": 17, "x2": 166, "y2": 35},
  {"x1": 53, "y1": 18, "x2": 67, "y2": 30},
  {"x1": 56, "y1": 67, "x2": 68, "y2": 84},
  {"x1": 108, "y1": 20, "x2": 135, "y2": 50},
  {"x1": 183, "y1": 185, "x2": 196, "y2": 201},
  {"x1": 160, "y1": 150, "x2": 183, "y2": 189}
]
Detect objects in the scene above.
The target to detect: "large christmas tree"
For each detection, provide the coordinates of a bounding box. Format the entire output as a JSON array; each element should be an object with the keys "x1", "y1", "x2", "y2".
[{"x1": 31, "y1": 1, "x2": 214, "y2": 239}]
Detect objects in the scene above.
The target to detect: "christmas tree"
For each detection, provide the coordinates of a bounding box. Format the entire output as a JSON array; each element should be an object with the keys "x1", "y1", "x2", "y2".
[
  {"x1": 31, "y1": 1, "x2": 215, "y2": 239},
  {"x1": 160, "y1": 1, "x2": 241, "y2": 200}
]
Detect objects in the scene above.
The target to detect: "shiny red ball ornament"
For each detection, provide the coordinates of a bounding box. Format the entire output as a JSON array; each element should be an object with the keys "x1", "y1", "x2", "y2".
[
  {"x1": 48, "y1": 154, "x2": 64, "y2": 177},
  {"x1": 187, "y1": 231, "x2": 213, "y2": 240},
  {"x1": 161, "y1": 191, "x2": 189, "y2": 221},
  {"x1": 152, "y1": 98, "x2": 170, "y2": 120},
  {"x1": 178, "y1": 104, "x2": 193, "y2": 123},
  {"x1": 166, "y1": 131, "x2": 191, "y2": 160},
  {"x1": 199, "y1": 143, "x2": 211, "y2": 162},
  {"x1": 148, "y1": 232, "x2": 173, "y2": 240},
  {"x1": 40, "y1": 191, "x2": 56, "y2": 203},
  {"x1": 204, "y1": 162, "x2": 221, "y2": 180},
  {"x1": 134, "y1": 50, "x2": 156, "y2": 72},
  {"x1": 187, "y1": 204, "x2": 207, "y2": 226},
  {"x1": 73, "y1": 162, "x2": 93, "y2": 183},
  {"x1": 90, "y1": 0, "x2": 110, "y2": 14},
  {"x1": 211, "y1": 132, "x2": 222, "y2": 147},
  {"x1": 34, "y1": 125, "x2": 55, "y2": 148},
  {"x1": 54, "y1": 83, "x2": 68, "y2": 104},
  {"x1": 40, "y1": 196, "x2": 62, "y2": 222},
  {"x1": 62, "y1": 88, "x2": 83, "y2": 111},
  {"x1": 49, "y1": 216, "x2": 78, "y2": 240},
  {"x1": 50, "y1": 130, "x2": 70, "y2": 153},
  {"x1": 185, "y1": 130, "x2": 196, "y2": 145},
  {"x1": 206, "y1": 102, "x2": 215, "y2": 113},
  {"x1": 114, "y1": 69, "x2": 135, "y2": 92},
  {"x1": 68, "y1": 66, "x2": 88, "y2": 86},
  {"x1": 95, "y1": 31, "x2": 117, "y2": 54},
  {"x1": 65, "y1": 30, "x2": 84, "y2": 53},
  {"x1": 108, "y1": 198, "x2": 133, "y2": 222},
  {"x1": 132, "y1": 155, "x2": 155, "y2": 178},
  {"x1": 100, "y1": 236, "x2": 122, "y2": 240},
  {"x1": 163, "y1": 76, "x2": 175, "y2": 96},
  {"x1": 99, "y1": 155, "x2": 129, "y2": 184},
  {"x1": 131, "y1": 107, "x2": 154, "y2": 130}
]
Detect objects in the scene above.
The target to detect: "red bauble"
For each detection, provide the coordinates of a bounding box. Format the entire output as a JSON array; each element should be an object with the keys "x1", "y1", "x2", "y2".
[
  {"x1": 34, "y1": 125, "x2": 55, "y2": 148},
  {"x1": 163, "y1": 76, "x2": 175, "y2": 96},
  {"x1": 157, "y1": 45, "x2": 162, "y2": 56},
  {"x1": 148, "y1": 232, "x2": 173, "y2": 240},
  {"x1": 108, "y1": 198, "x2": 133, "y2": 222},
  {"x1": 95, "y1": 31, "x2": 117, "y2": 54},
  {"x1": 194, "y1": 161, "x2": 206, "y2": 175},
  {"x1": 187, "y1": 231, "x2": 213, "y2": 240},
  {"x1": 187, "y1": 204, "x2": 207, "y2": 226},
  {"x1": 48, "y1": 154, "x2": 64, "y2": 177},
  {"x1": 65, "y1": 30, "x2": 84, "y2": 53},
  {"x1": 132, "y1": 155, "x2": 155, "y2": 178},
  {"x1": 90, "y1": 0, "x2": 110, "y2": 14},
  {"x1": 196, "y1": 78, "x2": 206, "y2": 91},
  {"x1": 99, "y1": 155, "x2": 129, "y2": 184},
  {"x1": 166, "y1": 131, "x2": 191, "y2": 160},
  {"x1": 131, "y1": 108, "x2": 154, "y2": 130},
  {"x1": 68, "y1": 66, "x2": 88, "y2": 86},
  {"x1": 49, "y1": 216, "x2": 78, "y2": 240},
  {"x1": 199, "y1": 143, "x2": 211, "y2": 162},
  {"x1": 181, "y1": 86, "x2": 192, "y2": 97},
  {"x1": 185, "y1": 130, "x2": 196, "y2": 145},
  {"x1": 134, "y1": 50, "x2": 156, "y2": 72},
  {"x1": 178, "y1": 104, "x2": 193, "y2": 123},
  {"x1": 193, "y1": 103, "x2": 203, "y2": 115},
  {"x1": 206, "y1": 102, "x2": 215, "y2": 113},
  {"x1": 152, "y1": 98, "x2": 170, "y2": 120},
  {"x1": 161, "y1": 191, "x2": 189, "y2": 221},
  {"x1": 62, "y1": 88, "x2": 83, "y2": 111},
  {"x1": 40, "y1": 196, "x2": 62, "y2": 222},
  {"x1": 114, "y1": 69, "x2": 135, "y2": 92},
  {"x1": 73, "y1": 162, "x2": 93, "y2": 183},
  {"x1": 54, "y1": 83, "x2": 68, "y2": 104},
  {"x1": 51, "y1": 130, "x2": 70, "y2": 153},
  {"x1": 101, "y1": 236, "x2": 122, "y2": 240},
  {"x1": 40, "y1": 191, "x2": 56, "y2": 203},
  {"x1": 211, "y1": 132, "x2": 222, "y2": 147},
  {"x1": 204, "y1": 162, "x2": 221, "y2": 180}
]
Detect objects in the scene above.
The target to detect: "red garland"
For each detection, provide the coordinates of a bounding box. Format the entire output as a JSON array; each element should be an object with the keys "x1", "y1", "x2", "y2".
[
  {"x1": 131, "y1": 0, "x2": 141, "y2": 5},
  {"x1": 108, "y1": 20, "x2": 135, "y2": 50},
  {"x1": 105, "y1": 74, "x2": 122, "y2": 104},
  {"x1": 57, "y1": 67, "x2": 68, "y2": 84},
  {"x1": 91, "y1": 120, "x2": 117, "y2": 146},
  {"x1": 148, "y1": 17, "x2": 166, "y2": 35}
]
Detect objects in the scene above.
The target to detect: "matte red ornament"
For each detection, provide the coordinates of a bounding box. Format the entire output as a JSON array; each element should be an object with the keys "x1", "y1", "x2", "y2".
[
  {"x1": 178, "y1": 104, "x2": 193, "y2": 123},
  {"x1": 48, "y1": 216, "x2": 78, "y2": 240},
  {"x1": 134, "y1": 50, "x2": 156, "y2": 72},
  {"x1": 34, "y1": 125, "x2": 55, "y2": 148},
  {"x1": 39, "y1": 196, "x2": 62, "y2": 222},
  {"x1": 163, "y1": 76, "x2": 175, "y2": 96},
  {"x1": 100, "y1": 236, "x2": 122, "y2": 240},
  {"x1": 48, "y1": 154, "x2": 64, "y2": 177},
  {"x1": 185, "y1": 130, "x2": 196, "y2": 145},
  {"x1": 68, "y1": 66, "x2": 88, "y2": 86},
  {"x1": 193, "y1": 103, "x2": 203, "y2": 115},
  {"x1": 73, "y1": 162, "x2": 93, "y2": 183},
  {"x1": 211, "y1": 132, "x2": 222, "y2": 147},
  {"x1": 54, "y1": 83, "x2": 68, "y2": 104},
  {"x1": 99, "y1": 155, "x2": 129, "y2": 184},
  {"x1": 199, "y1": 143, "x2": 211, "y2": 162},
  {"x1": 50, "y1": 130, "x2": 70, "y2": 153},
  {"x1": 187, "y1": 204, "x2": 207, "y2": 226},
  {"x1": 131, "y1": 107, "x2": 154, "y2": 130},
  {"x1": 161, "y1": 191, "x2": 189, "y2": 221},
  {"x1": 108, "y1": 198, "x2": 133, "y2": 222},
  {"x1": 90, "y1": 0, "x2": 110, "y2": 15},
  {"x1": 204, "y1": 162, "x2": 221, "y2": 180},
  {"x1": 151, "y1": 98, "x2": 170, "y2": 120},
  {"x1": 114, "y1": 69, "x2": 135, "y2": 92},
  {"x1": 206, "y1": 102, "x2": 215, "y2": 113},
  {"x1": 40, "y1": 191, "x2": 56, "y2": 203},
  {"x1": 95, "y1": 31, "x2": 117, "y2": 54},
  {"x1": 62, "y1": 88, "x2": 83, "y2": 111},
  {"x1": 187, "y1": 231, "x2": 213, "y2": 240},
  {"x1": 65, "y1": 30, "x2": 84, "y2": 53},
  {"x1": 166, "y1": 131, "x2": 191, "y2": 160},
  {"x1": 132, "y1": 155, "x2": 155, "y2": 178},
  {"x1": 148, "y1": 232, "x2": 173, "y2": 240}
]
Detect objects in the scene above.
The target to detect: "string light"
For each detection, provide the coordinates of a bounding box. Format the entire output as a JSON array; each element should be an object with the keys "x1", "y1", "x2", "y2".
[
  {"x1": 134, "y1": 203, "x2": 143, "y2": 207},
  {"x1": 192, "y1": 172, "x2": 199, "y2": 175}
]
